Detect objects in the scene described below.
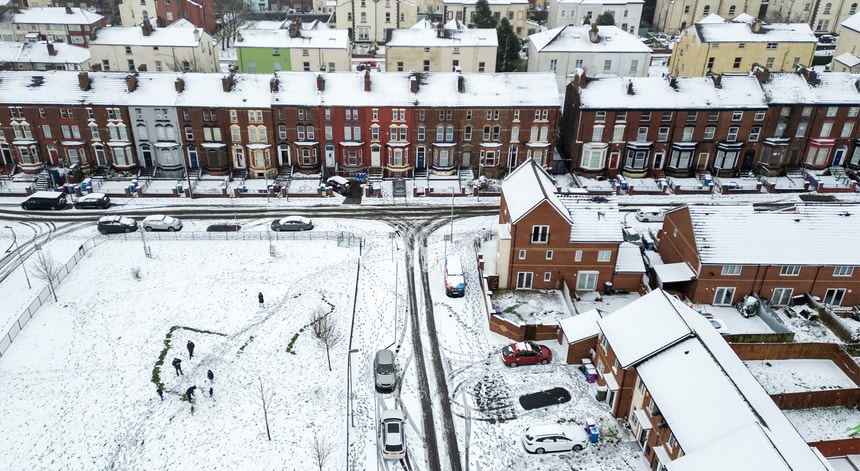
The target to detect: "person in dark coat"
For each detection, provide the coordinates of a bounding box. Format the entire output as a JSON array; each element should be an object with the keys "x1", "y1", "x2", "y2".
[
  {"x1": 258, "y1": 292, "x2": 265, "y2": 307},
  {"x1": 186, "y1": 386, "x2": 196, "y2": 401},
  {"x1": 207, "y1": 370, "x2": 214, "y2": 382},
  {"x1": 187, "y1": 340, "x2": 195, "y2": 359},
  {"x1": 172, "y1": 357, "x2": 183, "y2": 376},
  {"x1": 156, "y1": 387, "x2": 164, "y2": 401},
  {"x1": 209, "y1": 386, "x2": 213, "y2": 398}
]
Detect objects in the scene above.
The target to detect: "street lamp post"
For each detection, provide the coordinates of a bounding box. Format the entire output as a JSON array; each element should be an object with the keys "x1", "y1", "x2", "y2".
[
  {"x1": 4, "y1": 226, "x2": 31, "y2": 289},
  {"x1": 348, "y1": 348, "x2": 359, "y2": 427}
]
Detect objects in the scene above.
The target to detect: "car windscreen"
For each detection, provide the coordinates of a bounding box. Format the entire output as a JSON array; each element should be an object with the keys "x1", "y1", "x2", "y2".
[{"x1": 377, "y1": 362, "x2": 394, "y2": 374}]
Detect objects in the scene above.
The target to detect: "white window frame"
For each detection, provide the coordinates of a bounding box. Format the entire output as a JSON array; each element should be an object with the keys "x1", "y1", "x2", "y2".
[
  {"x1": 721, "y1": 265, "x2": 741, "y2": 275},
  {"x1": 834, "y1": 266, "x2": 854, "y2": 276},
  {"x1": 780, "y1": 265, "x2": 801, "y2": 276},
  {"x1": 597, "y1": 250, "x2": 611, "y2": 262},
  {"x1": 713, "y1": 287, "x2": 736, "y2": 306}
]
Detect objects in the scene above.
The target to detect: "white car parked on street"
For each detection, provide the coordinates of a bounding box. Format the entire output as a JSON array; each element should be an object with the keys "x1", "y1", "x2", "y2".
[{"x1": 142, "y1": 215, "x2": 183, "y2": 232}]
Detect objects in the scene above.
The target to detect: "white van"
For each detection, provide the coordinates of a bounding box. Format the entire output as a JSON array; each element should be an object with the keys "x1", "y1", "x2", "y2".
[
  {"x1": 444, "y1": 256, "x2": 465, "y2": 297},
  {"x1": 635, "y1": 209, "x2": 665, "y2": 223}
]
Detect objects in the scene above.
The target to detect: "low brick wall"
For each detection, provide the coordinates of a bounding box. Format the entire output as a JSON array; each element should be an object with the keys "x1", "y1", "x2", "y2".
[{"x1": 487, "y1": 313, "x2": 560, "y2": 342}]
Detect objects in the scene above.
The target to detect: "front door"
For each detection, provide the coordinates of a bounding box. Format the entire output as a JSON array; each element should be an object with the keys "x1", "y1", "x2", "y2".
[
  {"x1": 325, "y1": 144, "x2": 335, "y2": 168},
  {"x1": 141, "y1": 145, "x2": 153, "y2": 167},
  {"x1": 833, "y1": 147, "x2": 846, "y2": 166},
  {"x1": 417, "y1": 147, "x2": 425, "y2": 169},
  {"x1": 462, "y1": 150, "x2": 470, "y2": 167},
  {"x1": 371, "y1": 145, "x2": 381, "y2": 167},
  {"x1": 94, "y1": 145, "x2": 107, "y2": 166},
  {"x1": 188, "y1": 146, "x2": 198, "y2": 168},
  {"x1": 278, "y1": 144, "x2": 291, "y2": 166}
]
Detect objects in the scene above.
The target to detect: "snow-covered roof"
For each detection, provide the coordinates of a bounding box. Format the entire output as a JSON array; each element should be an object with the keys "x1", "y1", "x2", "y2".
[
  {"x1": 411, "y1": 18, "x2": 435, "y2": 29},
  {"x1": 558, "y1": 308, "x2": 603, "y2": 344},
  {"x1": 695, "y1": 20, "x2": 816, "y2": 43},
  {"x1": 598, "y1": 290, "x2": 694, "y2": 367},
  {"x1": 444, "y1": 18, "x2": 468, "y2": 30},
  {"x1": 615, "y1": 242, "x2": 645, "y2": 273},
  {"x1": 243, "y1": 19, "x2": 289, "y2": 30},
  {"x1": 603, "y1": 290, "x2": 832, "y2": 471},
  {"x1": 0, "y1": 41, "x2": 90, "y2": 64},
  {"x1": 834, "y1": 52, "x2": 860, "y2": 69},
  {"x1": 89, "y1": 20, "x2": 205, "y2": 48},
  {"x1": 235, "y1": 27, "x2": 349, "y2": 49},
  {"x1": 529, "y1": 25, "x2": 651, "y2": 54},
  {"x1": 501, "y1": 159, "x2": 571, "y2": 224},
  {"x1": 0, "y1": 70, "x2": 560, "y2": 109},
  {"x1": 842, "y1": 12, "x2": 860, "y2": 32},
  {"x1": 578, "y1": 74, "x2": 767, "y2": 110},
  {"x1": 732, "y1": 12, "x2": 756, "y2": 24},
  {"x1": 697, "y1": 13, "x2": 726, "y2": 24},
  {"x1": 688, "y1": 204, "x2": 860, "y2": 265},
  {"x1": 11, "y1": 6, "x2": 103, "y2": 25},
  {"x1": 558, "y1": 194, "x2": 623, "y2": 243},
  {"x1": 387, "y1": 28, "x2": 498, "y2": 47}
]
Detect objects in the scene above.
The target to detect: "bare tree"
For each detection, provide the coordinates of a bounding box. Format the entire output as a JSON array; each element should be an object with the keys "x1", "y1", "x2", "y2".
[
  {"x1": 31, "y1": 250, "x2": 61, "y2": 302},
  {"x1": 310, "y1": 308, "x2": 342, "y2": 371},
  {"x1": 214, "y1": 0, "x2": 253, "y2": 50},
  {"x1": 311, "y1": 431, "x2": 334, "y2": 471},
  {"x1": 258, "y1": 377, "x2": 274, "y2": 441}
]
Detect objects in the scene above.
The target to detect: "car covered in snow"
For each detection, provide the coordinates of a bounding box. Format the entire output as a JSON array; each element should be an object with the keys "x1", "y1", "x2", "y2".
[
  {"x1": 74, "y1": 192, "x2": 111, "y2": 209},
  {"x1": 501, "y1": 341, "x2": 552, "y2": 367},
  {"x1": 522, "y1": 423, "x2": 588, "y2": 454},
  {"x1": 97, "y1": 215, "x2": 138, "y2": 234},
  {"x1": 379, "y1": 409, "x2": 406, "y2": 460},
  {"x1": 270, "y1": 215, "x2": 314, "y2": 231},
  {"x1": 142, "y1": 215, "x2": 183, "y2": 232},
  {"x1": 325, "y1": 176, "x2": 351, "y2": 195}
]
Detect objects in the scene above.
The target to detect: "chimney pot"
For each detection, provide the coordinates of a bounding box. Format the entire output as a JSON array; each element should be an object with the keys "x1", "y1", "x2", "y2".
[
  {"x1": 317, "y1": 74, "x2": 325, "y2": 91},
  {"x1": 270, "y1": 77, "x2": 279, "y2": 92},
  {"x1": 626, "y1": 80, "x2": 633, "y2": 95},
  {"x1": 364, "y1": 69, "x2": 371, "y2": 92},
  {"x1": 222, "y1": 74, "x2": 233, "y2": 92},
  {"x1": 410, "y1": 75, "x2": 418, "y2": 93},
  {"x1": 175, "y1": 77, "x2": 185, "y2": 92},
  {"x1": 457, "y1": 74, "x2": 465, "y2": 93}
]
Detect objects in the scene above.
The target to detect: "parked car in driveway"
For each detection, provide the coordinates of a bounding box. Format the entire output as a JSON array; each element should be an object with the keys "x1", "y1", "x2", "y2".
[
  {"x1": 392, "y1": 179, "x2": 407, "y2": 197},
  {"x1": 379, "y1": 410, "x2": 406, "y2": 460},
  {"x1": 374, "y1": 349, "x2": 396, "y2": 391},
  {"x1": 522, "y1": 423, "x2": 588, "y2": 454},
  {"x1": 142, "y1": 215, "x2": 183, "y2": 232},
  {"x1": 501, "y1": 341, "x2": 552, "y2": 367},
  {"x1": 270, "y1": 216, "x2": 314, "y2": 231},
  {"x1": 97, "y1": 216, "x2": 138, "y2": 234},
  {"x1": 325, "y1": 176, "x2": 351, "y2": 195},
  {"x1": 74, "y1": 192, "x2": 110, "y2": 209},
  {"x1": 635, "y1": 209, "x2": 665, "y2": 223}
]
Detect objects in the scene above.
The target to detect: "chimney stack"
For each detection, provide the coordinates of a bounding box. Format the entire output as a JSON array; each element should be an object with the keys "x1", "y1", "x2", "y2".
[
  {"x1": 236, "y1": 32, "x2": 243, "y2": 42},
  {"x1": 751, "y1": 18, "x2": 762, "y2": 33},
  {"x1": 668, "y1": 75, "x2": 678, "y2": 89},
  {"x1": 77, "y1": 71, "x2": 90, "y2": 91},
  {"x1": 711, "y1": 72, "x2": 722, "y2": 88},
  {"x1": 46, "y1": 43, "x2": 56, "y2": 56},
  {"x1": 175, "y1": 77, "x2": 185, "y2": 92},
  {"x1": 142, "y1": 21, "x2": 153, "y2": 37},
  {"x1": 588, "y1": 22, "x2": 599, "y2": 43},
  {"x1": 289, "y1": 21, "x2": 299, "y2": 38},
  {"x1": 193, "y1": 28, "x2": 200, "y2": 43},
  {"x1": 221, "y1": 73, "x2": 234, "y2": 92},
  {"x1": 626, "y1": 80, "x2": 634, "y2": 95},
  {"x1": 270, "y1": 76, "x2": 279, "y2": 92},
  {"x1": 65, "y1": 5, "x2": 73, "y2": 14},
  {"x1": 316, "y1": 74, "x2": 325, "y2": 91},
  {"x1": 457, "y1": 74, "x2": 465, "y2": 93},
  {"x1": 364, "y1": 69, "x2": 371, "y2": 92},
  {"x1": 410, "y1": 75, "x2": 418, "y2": 93},
  {"x1": 125, "y1": 74, "x2": 138, "y2": 92},
  {"x1": 752, "y1": 65, "x2": 770, "y2": 84}
]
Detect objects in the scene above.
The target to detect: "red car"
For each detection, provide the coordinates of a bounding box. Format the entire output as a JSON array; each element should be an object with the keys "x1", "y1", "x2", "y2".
[{"x1": 501, "y1": 341, "x2": 552, "y2": 367}]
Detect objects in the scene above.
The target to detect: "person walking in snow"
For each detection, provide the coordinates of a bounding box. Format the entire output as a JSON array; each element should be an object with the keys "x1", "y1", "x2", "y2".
[
  {"x1": 156, "y1": 387, "x2": 164, "y2": 401},
  {"x1": 172, "y1": 357, "x2": 183, "y2": 376},
  {"x1": 258, "y1": 292, "x2": 265, "y2": 307},
  {"x1": 187, "y1": 340, "x2": 195, "y2": 359},
  {"x1": 186, "y1": 386, "x2": 196, "y2": 402},
  {"x1": 207, "y1": 370, "x2": 214, "y2": 383}
]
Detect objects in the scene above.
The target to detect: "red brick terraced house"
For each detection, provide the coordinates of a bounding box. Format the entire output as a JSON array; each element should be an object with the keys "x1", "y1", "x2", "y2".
[
  {"x1": 654, "y1": 204, "x2": 860, "y2": 307},
  {"x1": 560, "y1": 68, "x2": 860, "y2": 181},
  {"x1": 496, "y1": 160, "x2": 645, "y2": 291},
  {"x1": 0, "y1": 70, "x2": 559, "y2": 182},
  {"x1": 591, "y1": 289, "x2": 833, "y2": 471}
]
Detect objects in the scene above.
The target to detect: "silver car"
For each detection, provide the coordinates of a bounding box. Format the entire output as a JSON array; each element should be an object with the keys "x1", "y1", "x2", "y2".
[
  {"x1": 142, "y1": 215, "x2": 183, "y2": 232},
  {"x1": 374, "y1": 349, "x2": 396, "y2": 391}
]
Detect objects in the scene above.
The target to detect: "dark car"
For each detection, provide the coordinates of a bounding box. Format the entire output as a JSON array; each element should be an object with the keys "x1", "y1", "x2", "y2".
[
  {"x1": 270, "y1": 216, "x2": 314, "y2": 231},
  {"x1": 501, "y1": 341, "x2": 552, "y2": 367},
  {"x1": 392, "y1": 179, "x2": 407, "y2": 198},
  {"x1": 326, "y1": 176, "x2": 351, "y2": 195},
  {"x1": 357, "y1": 60, "x2": 378, "y2": 71},
  {"x1": 21, "y1": 191, "x2": 68, "y2": 211},
  {"x1": 74, "y1": 192, "x2": 111, "y2": 209},
  {"x1": 97, "y1": 215, "x2": 138, "y2": 234}
]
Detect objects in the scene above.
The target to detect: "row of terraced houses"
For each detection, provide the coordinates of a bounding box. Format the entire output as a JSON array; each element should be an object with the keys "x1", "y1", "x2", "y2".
[
  {"x1": 7, "y1": 67, "x2": 860, "y2": 181},
  {"x1": 0, "y1": 70, "x2": 560, "y2": 181}
]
